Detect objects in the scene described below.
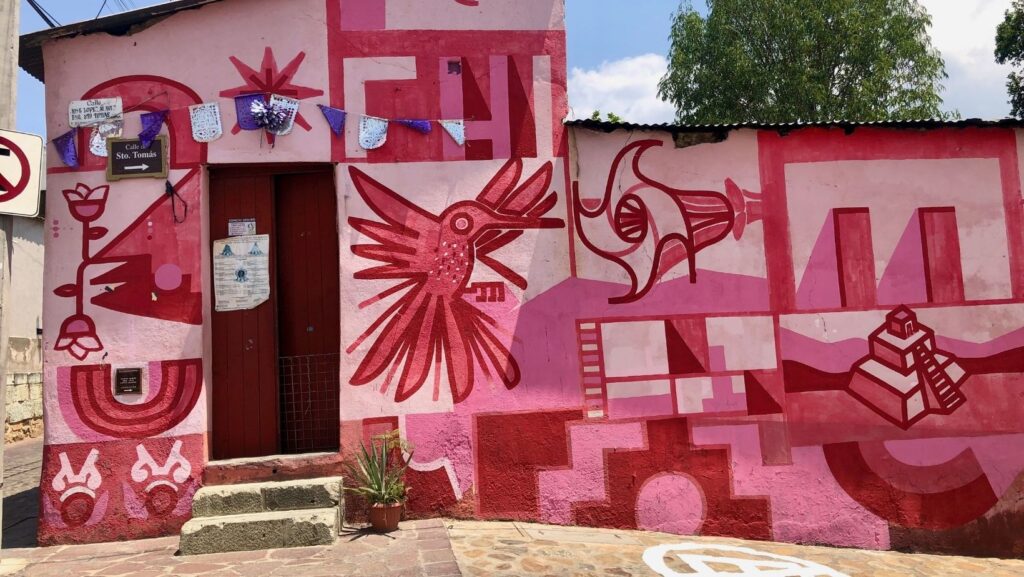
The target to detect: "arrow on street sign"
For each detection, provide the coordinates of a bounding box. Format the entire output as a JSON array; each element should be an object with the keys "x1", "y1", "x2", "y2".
[{"x1": 106, "y1": 136, "x2": 168, "y2": 181}]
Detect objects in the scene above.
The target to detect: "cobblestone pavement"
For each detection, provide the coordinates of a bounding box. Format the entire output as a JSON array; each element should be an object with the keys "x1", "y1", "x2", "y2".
[
  {"x1": 4, "y1": 443, "x2": 1023, "y2": 577},
  {"x1": 447, "y1": 521, "x2": 1024, "y2": 577},
  {"x1": 2, "y1": 437, "x2": 42, "y2": 549},
  {"x1": 0, "y1": 518, "x2": 1021, "y2": 576}
]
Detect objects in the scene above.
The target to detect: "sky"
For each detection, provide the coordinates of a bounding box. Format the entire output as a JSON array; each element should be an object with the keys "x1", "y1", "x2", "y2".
[{"x1": 14, "y1": 0, "x2": 1020, "y2": 136}]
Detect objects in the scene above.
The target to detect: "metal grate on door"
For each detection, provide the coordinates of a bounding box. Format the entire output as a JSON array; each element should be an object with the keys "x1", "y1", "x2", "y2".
[{"x1": 279, "y1": 353, "x2": 341, "y2": 454}]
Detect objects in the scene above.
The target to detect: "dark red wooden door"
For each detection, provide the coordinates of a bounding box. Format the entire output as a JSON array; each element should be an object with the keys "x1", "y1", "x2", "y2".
[
  {"x1": 210, "y1": 170, "x2": 279, "y2": 460},
  {"x1": 275, "y1": 171, "x2": 341, "y2": 453},
  {"x1": 210, "y1": 167, "x2": 340, "y2": 460}
]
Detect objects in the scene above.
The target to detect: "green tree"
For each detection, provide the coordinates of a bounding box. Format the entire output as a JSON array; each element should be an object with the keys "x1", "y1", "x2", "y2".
[
  {"x1": 658, "y1": 0, "x2": 955, "y2": 124},
  {"x1": 996, "y1": 0, "x2": 1024, "y2": 117}
]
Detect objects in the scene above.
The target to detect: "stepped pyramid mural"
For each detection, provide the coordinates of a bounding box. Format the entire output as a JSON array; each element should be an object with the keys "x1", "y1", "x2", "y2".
[{"x1": 848, "y1": 306, "x2": 968, "y2": 429}]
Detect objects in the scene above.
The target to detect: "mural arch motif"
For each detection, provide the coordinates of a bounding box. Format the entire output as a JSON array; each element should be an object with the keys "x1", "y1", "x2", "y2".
[
  {"x1": 52, "y1": 76, "x2": 206, "y2": 361},
  {"x1": 75, "y1": 75, "x2": 209, "y2": 171}
]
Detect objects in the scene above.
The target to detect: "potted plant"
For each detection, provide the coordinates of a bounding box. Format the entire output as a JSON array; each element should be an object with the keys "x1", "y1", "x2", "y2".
[{"x1": 345, "y1": 431, "x2": 412, "y2": 533}]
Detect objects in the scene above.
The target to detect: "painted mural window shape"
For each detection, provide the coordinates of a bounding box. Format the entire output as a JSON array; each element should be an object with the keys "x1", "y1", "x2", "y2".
[
  {"x1": 816, "y1": 205, "x2": 968, "y2": 310},
  {"x1": 347, "y1": 159, "x2": 565, "y2": 403},
  {"x1": 575, "y1": 316, "x2": 781, "y2": 421},
  {"x1": 573, "y1": 140, "x2": 762, "y2": 304}
]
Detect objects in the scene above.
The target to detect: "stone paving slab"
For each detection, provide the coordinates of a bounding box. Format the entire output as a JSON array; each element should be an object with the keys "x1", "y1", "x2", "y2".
[
  {"x1": 447, "y1": 521, "x2": 1024, "y2": 577},
  {"x1": 1, "y1": 519, "x2": 459, "y2": 577}
]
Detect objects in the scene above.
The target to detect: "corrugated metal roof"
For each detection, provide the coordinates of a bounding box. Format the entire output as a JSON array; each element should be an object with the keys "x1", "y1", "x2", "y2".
[
  {"x1": 20, "y1": 0, "x2": 229, "y2": 82},
  {"x1": 564, "y1": 117, "x2": 1024, "y2": 133}
]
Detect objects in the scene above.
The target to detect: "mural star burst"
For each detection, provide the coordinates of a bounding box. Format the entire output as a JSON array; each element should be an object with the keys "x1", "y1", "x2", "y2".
[{"x1": 219, "y1": 47, "x2": 324, "y2": 134}]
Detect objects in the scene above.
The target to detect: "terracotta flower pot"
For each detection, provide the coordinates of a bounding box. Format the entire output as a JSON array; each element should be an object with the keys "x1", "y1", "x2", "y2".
[{"x1": 368, "y1": 502, "x2": 403, "y2": 533}]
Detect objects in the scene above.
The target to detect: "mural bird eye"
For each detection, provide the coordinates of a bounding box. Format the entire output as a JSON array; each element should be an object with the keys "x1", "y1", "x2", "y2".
[{"x1": 451, "y1": 213, "x2": 474, "y2": 234}]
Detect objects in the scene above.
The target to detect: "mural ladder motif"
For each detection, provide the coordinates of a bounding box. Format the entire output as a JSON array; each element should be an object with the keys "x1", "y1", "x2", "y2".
[
  {"x1": 912, "y1": 342, "x2": 965, "y2": 413},
  {"x1": 576, "y1": 321, "x2": 608, "y2": 419}
]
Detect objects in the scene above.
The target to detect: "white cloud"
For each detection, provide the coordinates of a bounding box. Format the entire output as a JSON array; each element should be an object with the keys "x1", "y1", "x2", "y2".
[
  {"x1": 920, "y1": 0, "x2": 1014, "y2": 118},
  {"x1": 567, "y1": 53, "x2": 676, "y2": 124}
]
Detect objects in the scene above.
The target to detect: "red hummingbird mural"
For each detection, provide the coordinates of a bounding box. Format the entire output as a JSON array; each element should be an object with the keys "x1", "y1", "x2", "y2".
[{"x1": 347, "y1": 161, "x2": 565, "y2": 404}]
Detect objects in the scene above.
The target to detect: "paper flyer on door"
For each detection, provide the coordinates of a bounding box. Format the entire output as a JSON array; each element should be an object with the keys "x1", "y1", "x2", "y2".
[{"x1": 213, "y1": 234, "x2": 270, "y2": 311}]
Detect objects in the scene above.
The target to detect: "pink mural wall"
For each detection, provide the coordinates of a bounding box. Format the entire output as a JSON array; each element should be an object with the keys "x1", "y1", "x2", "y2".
[
  {"x1": 563, "y1": 127, "x2": 1024, "y2": 556},
  {"x1": 34, "y1": 0, "x2": 1024, "y2": 557}
]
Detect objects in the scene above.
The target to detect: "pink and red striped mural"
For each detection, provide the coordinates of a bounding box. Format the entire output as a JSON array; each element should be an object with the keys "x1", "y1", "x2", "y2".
[{"x1": 33, "y1": 0, "x2": 1024, "y2": 557}]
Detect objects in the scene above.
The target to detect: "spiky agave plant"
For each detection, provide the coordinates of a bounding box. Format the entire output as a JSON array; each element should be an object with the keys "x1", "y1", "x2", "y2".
[{"x1": 344, "y1": 433, "x2": 412, "y2": 505}]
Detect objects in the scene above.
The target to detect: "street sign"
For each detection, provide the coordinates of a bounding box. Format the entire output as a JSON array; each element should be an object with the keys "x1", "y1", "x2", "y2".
[
  {"x1": 0, "y1": 129, "x2": 44, "y2": 218},
  {"x1": 106, "y1": 135, "x2": 169, "y2": 181}
]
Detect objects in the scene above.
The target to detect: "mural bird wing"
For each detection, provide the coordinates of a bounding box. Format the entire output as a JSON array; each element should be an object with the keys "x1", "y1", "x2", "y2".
[
  {"x1": 347, "y1": 166, "x2": 439, "y2": 281},
  {"x1": 347, "y1": 166, "x2": 447, "y2": 401}
]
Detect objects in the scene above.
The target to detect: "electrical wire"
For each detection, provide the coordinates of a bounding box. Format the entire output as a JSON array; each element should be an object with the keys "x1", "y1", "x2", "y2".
[{"x1": 25, "y1": 0, "x2": 61, "y2": 28}]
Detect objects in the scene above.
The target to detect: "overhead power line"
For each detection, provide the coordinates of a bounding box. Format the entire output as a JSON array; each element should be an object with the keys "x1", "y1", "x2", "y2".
[
  {"x1": 25, "y1": 0, "x2": 61, "y2": 28},
  {"x1": 26, "y1": 0, "x2": 61, "y2": 28}
]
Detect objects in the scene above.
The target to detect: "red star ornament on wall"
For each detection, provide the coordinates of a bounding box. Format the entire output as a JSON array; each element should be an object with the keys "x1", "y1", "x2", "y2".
[{"x1": 219, "y1": 47, "x2": 324, "y2": 134}]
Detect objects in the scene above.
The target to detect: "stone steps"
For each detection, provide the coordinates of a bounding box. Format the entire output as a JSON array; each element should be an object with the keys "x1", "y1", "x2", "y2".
[
  {"x1": 179, "y1": 476, "x2": 344, "y2": 555},
  {"x1": 179, "y1": 508, "x2": 339, "y2": 555}
]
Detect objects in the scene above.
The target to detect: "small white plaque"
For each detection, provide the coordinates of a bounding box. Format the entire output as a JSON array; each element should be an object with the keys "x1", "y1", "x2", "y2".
[
  {"x1": 69, "y1": 97, "x2": 123, "y2": 128},
  {"x1": 228, "y1": 218, "x2": 257, "y2": 237}
]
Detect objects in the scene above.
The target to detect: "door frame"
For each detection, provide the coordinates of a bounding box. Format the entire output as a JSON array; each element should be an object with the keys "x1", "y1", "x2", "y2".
[{"x1": 204, "y1": 163, "x2": 338, "y2": 462}]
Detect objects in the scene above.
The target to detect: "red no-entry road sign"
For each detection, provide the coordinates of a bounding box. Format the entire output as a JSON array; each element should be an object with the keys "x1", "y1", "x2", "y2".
[{"x1": 0, "y1": 130, "x2": 44, "y2": 217}]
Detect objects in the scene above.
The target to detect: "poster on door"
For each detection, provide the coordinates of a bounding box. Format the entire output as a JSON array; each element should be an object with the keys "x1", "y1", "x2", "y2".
[{"x1": 213, "y1": 234, "x2": 270, "y2": 311}]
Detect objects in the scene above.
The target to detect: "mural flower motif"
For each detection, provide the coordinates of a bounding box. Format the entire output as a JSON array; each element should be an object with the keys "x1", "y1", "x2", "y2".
[
  {"x1": 62, "y1": 184, "x2": 109, "y2": 223},
  {"x1": 54, "y1": 314, "x2": 103, "y2": 361}
]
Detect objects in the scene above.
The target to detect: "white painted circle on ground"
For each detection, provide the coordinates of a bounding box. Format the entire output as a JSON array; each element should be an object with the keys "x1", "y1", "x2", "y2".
[{"x1": 643, "y1": 543, "x2": 851, "y2": 577}]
